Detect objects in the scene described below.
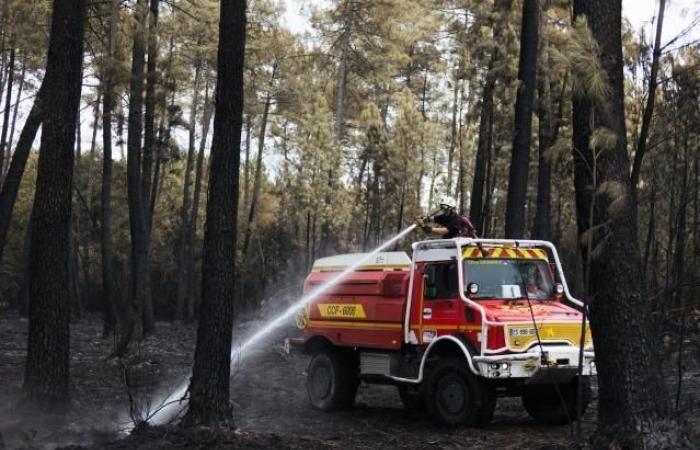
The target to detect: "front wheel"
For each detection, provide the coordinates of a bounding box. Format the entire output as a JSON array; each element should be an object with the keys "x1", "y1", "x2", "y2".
[
  {"x1": 306, "y1": 350, "x2": 358, "y2": 411},
  {"x1": 522, "y1": 376, "x2": 591, "y2": 425},
  {"x1": 426, "y1": 358, "x2": 481, "y2": 426}
]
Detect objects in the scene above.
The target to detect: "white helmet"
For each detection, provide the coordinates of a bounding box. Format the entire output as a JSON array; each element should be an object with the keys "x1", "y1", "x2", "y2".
[{"x1": 438, "y1": 196, "x2": 457, "y2": 210}]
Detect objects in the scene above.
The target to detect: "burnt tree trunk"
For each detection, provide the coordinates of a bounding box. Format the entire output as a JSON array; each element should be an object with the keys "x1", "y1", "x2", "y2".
[
  {"x1": 470, "y1": 0, "x2": 512, "y2": 234},
  {"x1": 23, "y1": 0, "x2": 87, "y2": 407},
  {"x1": 182, "y1": 0, "x2": 246, "y2": 428},
  {"x1": 101, "y1": 0, "x2": 120, "y2": 337},
  {"x1": 0, "y1": 87, "x2": 42, "y2": 265},
  {"x1": 532, "y1": 2, "x2": 552, "y2": 240},
  {"x1": 141, "y1": 0, "x2": 159, "y2": 234},
  {"x1": 504, "y1": 0, "x2": 538, "y2": 239},
  {"x1": 175, "y1": 60, "x2": 202, "y2": 321},
  {"x1": 571, "y1": 1, "x2": 689, "y2": 447},
  {"x1": 0, "y1": 47, "x2": 14, "y2": 178},
  {"x1": 186, "y1": 89, "x2": 214, "y2": 322},
  {"x1": 121, "y1": 0, "x2": 152, "y2": 351}
]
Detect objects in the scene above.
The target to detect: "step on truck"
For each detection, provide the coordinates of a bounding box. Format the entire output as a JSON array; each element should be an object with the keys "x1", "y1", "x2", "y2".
[{"x1": 285, "y1": 238, "x2": 596, "y2": 426}]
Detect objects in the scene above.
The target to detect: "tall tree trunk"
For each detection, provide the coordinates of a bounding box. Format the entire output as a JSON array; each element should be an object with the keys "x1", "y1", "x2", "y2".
[
  {"x1": 0, "y1": 86, "x2": 43, "y2": 266},
  {"x1": 5, "y1": 58, "x2": 26, "y2": 179},
  {"x1": 504, "y1": 0, "x2": 538, "y2": 239},
  {"x1": 470, "y1": 0, "x2": 512, "y2": 234},
  {"x1": 23, "y1": 0, "x2": 87, "y2": 407},
  {"x1": 185, "y1": 79, "x2": 214, "y2": 322},
  {"x1": 242, "y1": 85, "x2": 272, "y2": 261},
  {"x1": 141, "y1": 0, "x2": 159, "y2": 233},
  {"x1": 571, "y1": 1, "x2": 687, "y2": 446},
  {"x1": 175, "y1": 61, "x2": 202, "y2": 321},
  {"x1": 630, "y1": 0, "x2": 666, "y2": 193},
  {"x1": 446, "y1": 78, "x2": 459, "y2": 195},
  {"x1": 532, "y1": 2, "x2": 552, "y2": 240},
  {"x1": 0, "y1": 47, "x2": 14, "y2": 178},
  {"x1": 121, "y1": 0, "x2": 152, "y2": 351},
  {"x1": 182, "y1": 0, "x2": 246, "y2": 428},
  {"x1": 101, "y1": 0, "x2": 120, "y2": 337}
]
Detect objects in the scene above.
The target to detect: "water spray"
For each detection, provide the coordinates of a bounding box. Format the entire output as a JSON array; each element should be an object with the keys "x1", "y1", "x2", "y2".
[{"x1": 137, "y1": 224, "x2": 417, "y2": 428}]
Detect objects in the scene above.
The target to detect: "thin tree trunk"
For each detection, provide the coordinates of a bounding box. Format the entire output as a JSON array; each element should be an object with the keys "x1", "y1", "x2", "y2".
[
  {"x1": 175, "y1": 61, "x2": 202, "y2": 321},
  {"x1": 504, "y1": 0, "x2": 538, "y2": 239},
  {"x1": 100, "y1": 0, "x2": 120, "y2": 337},
  {"x1": 447, "y1": 78, "x2": 459, "y2": 195},
  {"x1": 182, "y1": 0, "x2": 246, "y2": 427},
  {"x1": 120, "y1": 0, "x2": 151, "y2": 352},
  {"x1": 242, "y1": 85, "x2": 272, "y2": 261},
  {"x1": 141, "y1": 0, "x2": 159, "y2": 233},
  {"x1": 532, "y1": 2, "x2": 553, "y2": 240},
  {"x1": 242, "y1": 116, "x2": 251, "y2": 214},
  {"x1": 0, "y1": 47, "x2": 14, "y2": 178},
  {"x1": 185, "y1": 81, "x2": 214, "y2": 322},
  {"x1": 630, "y1": 0, "x2": 666, "y2": 193},
  {"x1": 471, "y1": 0, "x2": 512, "y2": 233},
  {"x1": 5, "y1": 57, "x2": 26, "y2": 179},
  {"x1": 23, "y1": 0, "x2": 87, "y2": 407}
]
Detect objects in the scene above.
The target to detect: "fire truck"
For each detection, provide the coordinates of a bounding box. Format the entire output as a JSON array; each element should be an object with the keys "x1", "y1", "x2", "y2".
[{"x1": 286, "y1": 238, "x2": 595, "y2": 426}]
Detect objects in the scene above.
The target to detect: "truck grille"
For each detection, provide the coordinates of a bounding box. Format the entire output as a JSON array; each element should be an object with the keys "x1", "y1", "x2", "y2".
[{"x1": 360, "y1": 352, "x2": 391, "y2": 375}]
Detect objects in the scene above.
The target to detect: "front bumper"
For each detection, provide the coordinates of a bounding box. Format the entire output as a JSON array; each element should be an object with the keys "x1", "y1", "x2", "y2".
[{"x1": 473, "y1": 345, "x2": 596, "y2": 381}]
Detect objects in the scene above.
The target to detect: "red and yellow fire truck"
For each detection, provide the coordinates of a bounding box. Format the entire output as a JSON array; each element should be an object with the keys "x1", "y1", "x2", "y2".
[{"x1": 286, "y1": 238, "x2": 595, "y2": 426}]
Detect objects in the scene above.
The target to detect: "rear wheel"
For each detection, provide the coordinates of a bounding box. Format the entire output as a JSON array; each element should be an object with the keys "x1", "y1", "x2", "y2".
[
  {"x1": 522, "y1": 377, "x2": 590, "y2": 425},
  {"x1": 306, "y1": 350, "x2": 359, "y2": 411},
  {"x1": 426, "y1": 358, "x2": 481, "y2": 426},
  {"x1": 398, "y1": 384, "x2": 426, "y2": 411}
]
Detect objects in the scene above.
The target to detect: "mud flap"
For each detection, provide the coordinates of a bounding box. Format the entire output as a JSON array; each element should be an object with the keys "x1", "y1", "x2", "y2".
[{"x1": 525, "y1": 367, "x2": 578, "y2": 385}]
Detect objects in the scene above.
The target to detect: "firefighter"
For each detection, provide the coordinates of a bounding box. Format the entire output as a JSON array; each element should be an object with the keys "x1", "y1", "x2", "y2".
[{"x1": 416, "y1": 197, "x2": 477, "y2": 239}]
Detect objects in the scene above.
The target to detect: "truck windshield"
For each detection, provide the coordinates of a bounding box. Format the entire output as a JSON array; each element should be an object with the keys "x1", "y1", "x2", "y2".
[{"x1": 463, "y1": 259, "x2": 554, "y2": 300}]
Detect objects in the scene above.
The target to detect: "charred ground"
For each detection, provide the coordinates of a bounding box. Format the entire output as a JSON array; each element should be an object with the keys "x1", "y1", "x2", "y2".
[{"x1": 0, "y1": 312, "x2": 698, "y2": 449}]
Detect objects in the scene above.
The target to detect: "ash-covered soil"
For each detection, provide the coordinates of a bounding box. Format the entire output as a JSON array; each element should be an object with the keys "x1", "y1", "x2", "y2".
[{"x1": 0, "y1": 311, "x2": 698, "y2": 449}]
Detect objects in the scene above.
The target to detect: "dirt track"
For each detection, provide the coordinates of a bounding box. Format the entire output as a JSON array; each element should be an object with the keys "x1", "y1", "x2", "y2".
[{"x1": 0, "y1": 312, "x2": 698, "y2": 449}]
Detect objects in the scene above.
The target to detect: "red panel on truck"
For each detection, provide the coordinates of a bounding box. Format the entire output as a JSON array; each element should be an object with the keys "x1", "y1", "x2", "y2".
[{"x1": 302, "y1": 270, "x2": 410, "y2": 350}]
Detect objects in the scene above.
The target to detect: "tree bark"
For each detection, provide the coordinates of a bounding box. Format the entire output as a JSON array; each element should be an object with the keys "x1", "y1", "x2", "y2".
[
  {"x1": 101, "y1": 0, "x2": 120, "y2": 337},
  {"x1": 0, "y1": 47, "x2": 14, "y2": 178},
  {"x1": 571, "y1": 1, "x2": 689, "y2": 446},
  {"x1": 175, "y1": 60, "x2": 201, "y2": 321},
  {"x1": 5, "y1": 58, "x2": 26, "y2": 180},
  {"x1": 504, "y1": 0, "x2": 538, "y2": 239},
  {"x1": 0, "y1": 86, "x2": 43, "y2": 266},
  {"x1": 242, "y1": 79, "x2": 273, "y2": 262},
  {"x1": 121, "y1": 0, "x2": 152, "y2": 352},
  {"x1": 470, "y1": 0, "x2": 512, "y2": 234},
  {"x1": 141, "y1": 0, "x2": 159, "y2": 233},
  {"x1": 532, "y1": 2, "x2": 552, "y2": 240},
  {"x1": 186, "y1": 86, "x2": 214, "y2": 322},
  {"x1": 23, "y1": 0, "x2": 87, "y2": 407},
  {"x1": 182, "y1": 0, "x2": 246, "y2": 428}
]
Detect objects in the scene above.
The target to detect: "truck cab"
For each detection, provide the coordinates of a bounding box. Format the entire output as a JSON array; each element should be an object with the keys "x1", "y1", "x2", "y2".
[{"x1": 287, "y1": 238, "x2": 595, "y2": 426}]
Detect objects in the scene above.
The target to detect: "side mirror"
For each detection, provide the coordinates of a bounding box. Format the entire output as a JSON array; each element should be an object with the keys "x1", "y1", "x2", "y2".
[
  {"x1": 467, "y1": 282, "x2": 479, "y2": 298},
  {"x1": 554, "y1": 283, "x2": 564, "y2": 298}
]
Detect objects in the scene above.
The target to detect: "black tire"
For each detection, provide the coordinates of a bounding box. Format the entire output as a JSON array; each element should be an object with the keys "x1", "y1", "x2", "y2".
[
  {"x1": 398, "y1": 384, "x2": 426, "y2": 411},
  {"x1": 522, "y1": 377, "x2": 591, "y2": 425},
  {"x1": 426, "y1": 358, "x2": 481, "y2": 426},
  {"x1": 306, "y1": 350, "x2": 359, "y2": 411}
]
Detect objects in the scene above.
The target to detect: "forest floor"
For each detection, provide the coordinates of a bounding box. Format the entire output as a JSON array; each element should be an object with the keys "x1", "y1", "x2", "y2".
[{"x1": 0, "y1": 311, "x2": 699, "y2": 449}]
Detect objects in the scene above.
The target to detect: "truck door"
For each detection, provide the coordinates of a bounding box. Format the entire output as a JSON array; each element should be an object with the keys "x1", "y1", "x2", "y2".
[{"x1": 420, "y1": 262, "x2": 459, "y2": 344}]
